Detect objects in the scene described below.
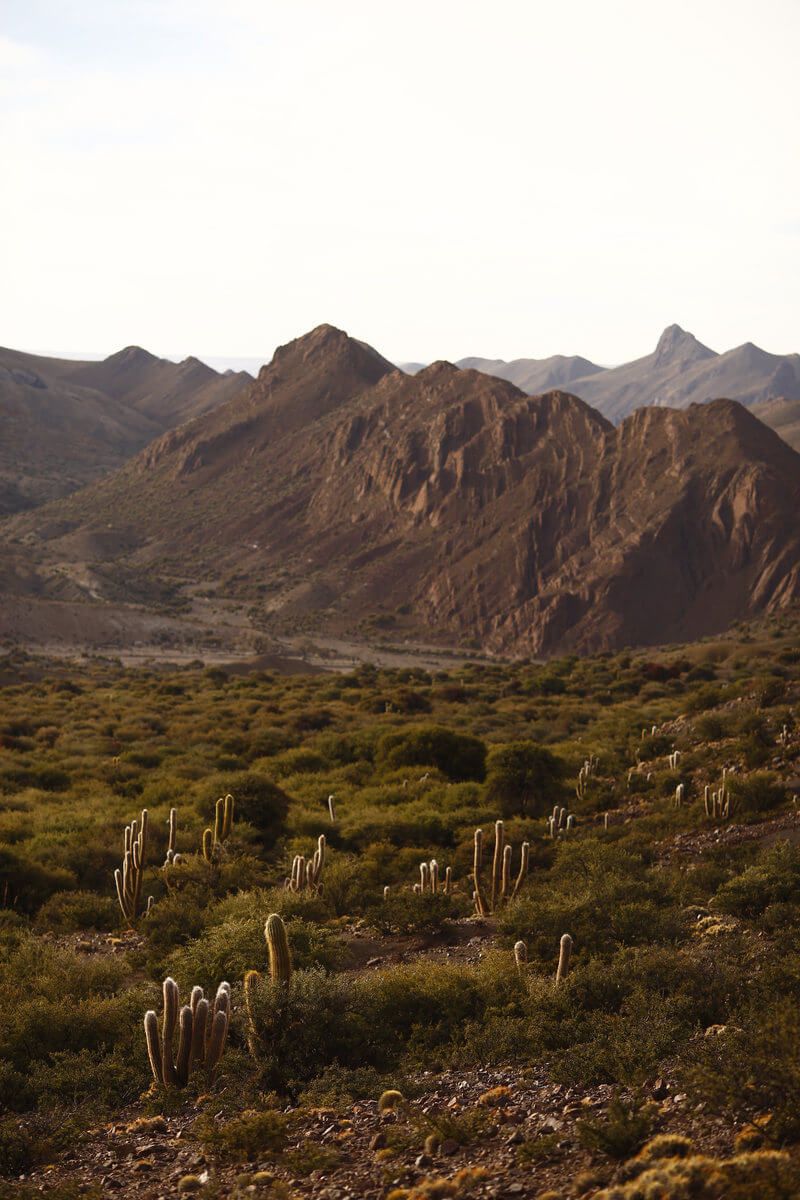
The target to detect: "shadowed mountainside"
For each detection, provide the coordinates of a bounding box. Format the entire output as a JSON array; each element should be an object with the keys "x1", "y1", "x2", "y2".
[{"x1": 8, "y1": 324, "x2": 800, "y2": 656}]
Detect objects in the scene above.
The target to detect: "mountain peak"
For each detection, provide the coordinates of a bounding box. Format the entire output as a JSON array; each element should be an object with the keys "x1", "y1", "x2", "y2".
[
  {"x1": 106, "y1": 346, "x2": 160, "y2": 368},
  {"x1": 653, "y1": 324, "x2": 716, "y2": 368}
]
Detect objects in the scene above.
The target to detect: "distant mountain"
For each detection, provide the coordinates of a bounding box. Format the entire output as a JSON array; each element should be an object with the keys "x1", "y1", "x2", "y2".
[
  {"x1": 456, "y1": 353, "x2": 604, "y2": 395},
  {"x1": 0, "y1": 345, "x2": 251, "y2": 516},
  {"x1": 11, "y1": 324, "x2": 800, "y2": 656},
  {"x1": 751, "y1": 396, "x2": 800, "y2": 453},
  {"x1": 462, "y1": 325, "x2": 800, "y2": 428}
]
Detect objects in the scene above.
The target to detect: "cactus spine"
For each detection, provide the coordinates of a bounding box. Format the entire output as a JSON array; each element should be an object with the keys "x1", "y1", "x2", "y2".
[
  {"x1": 115, "y1": 809, "x2": 152, "y2": 923},
  {"x1": 144, "y1": 979, "x2": 230, "y2": 1089},
  {"x1": 265, "y1": 913, "x2": 292, "y2": 985},
  {"x1": 556, "y1": 933, "x2": 573, "y2": 983}
]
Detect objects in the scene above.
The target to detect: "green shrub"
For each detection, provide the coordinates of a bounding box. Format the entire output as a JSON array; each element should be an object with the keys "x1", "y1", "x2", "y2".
[
  {"x1": 728, "y1": 772, "x2": 787, "y2": 814},
  {"x1": 377, "y1": 726, "x2": 486, "y2": 782},
  {"x1": 195, "y1": 772, "x2": 290, "y2": 844},
  {"x1": 484, "y1": 742, "x2": 565, "y2": 818},
  {"x1": 37, "y1": 890, "x2": 119, "y2": 932},
  {"x1": 577, "y1": 1092, "x2": 656, "y2": 1160}
]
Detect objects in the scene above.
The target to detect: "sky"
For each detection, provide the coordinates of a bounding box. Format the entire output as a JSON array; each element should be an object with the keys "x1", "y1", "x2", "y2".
[{"x1": 1, "y1": 0, "x2": 798, "y2": 370}]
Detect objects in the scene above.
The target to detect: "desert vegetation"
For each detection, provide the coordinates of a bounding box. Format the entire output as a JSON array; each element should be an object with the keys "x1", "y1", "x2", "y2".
[{"x1": 1, "y1": 609, "x2": 799, "y2": 1197}]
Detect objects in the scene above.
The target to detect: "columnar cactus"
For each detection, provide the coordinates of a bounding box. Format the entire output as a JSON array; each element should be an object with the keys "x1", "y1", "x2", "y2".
[
  {"x1": 115, "y1": 809, "x2": 153, "y2": 923},
  {"x1": 491, "y1": 820, "x2": 504, "y2": 912},
  {"x1": 203, "y1": 794, "x2": 235, "y2": 863},
  {"x1": 413, "y1": 857, "x2": 452, "y2": 897},
  {"x1": 513, "y1": 939, "x2": 528, "y2": 980},
  {"x1": 144, "y1": 978, "x2": 230, "y2": 1089},
  {"x1": 556, "y1": 933, "x2": 573, "y2": 983},
  {"x1": 265, "y1": 913, "x2": 292, "y2": 985},
  {"x1": 473, "y1": 824, "x2": 528, "y2": 912},
  {"x1": 674, "y1": 783, "x2": 685, "y2": 808},
  {"x1": 473, "y1": 827, "x2": 487, "y2": 916},
  {"x1": 547, "y1": 808, "x2": 575, "y2": 837},
  {"x1": 328, "y1": 794, "x2": 336, "y2": 822},
  {"x1": 286, "y1": 834, "x2": 326, "y2": 892},
  {"x1": 705, "y1": 778, "x2": 737, "y2": 820},
  {"x1": 163, "y1": 807, "x2": 178, "y2": 867}
]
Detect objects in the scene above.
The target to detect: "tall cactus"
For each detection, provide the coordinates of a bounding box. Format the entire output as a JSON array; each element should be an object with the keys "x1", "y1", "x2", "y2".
[
  {"x1": 286, "y1": 833, "x2": 326, "y2": 892},
  {"x1": 473, "y1": 827, "x2": 487, "y2": 916},
  {"x1": 144, "y1": 979, "x2": 230, "y2": 1089},
  {"x1": 115, "y1": 809, "x2": 152, "y2": 923},
  {"x1": 472, "y1": 823, "x2": 529, "y2": 913},
  {"x1": 556, "y1": 933, "x2": 573, "y2": 983},
  {"x1": 203, "y1": 794, "x2": 235, "y2": 863},
  {"x1": 491, "y1": 820, "x2": 504, "y2": 911},
  {"x1": 265, "y1": 913, "x2": 292, "y2": 985}
]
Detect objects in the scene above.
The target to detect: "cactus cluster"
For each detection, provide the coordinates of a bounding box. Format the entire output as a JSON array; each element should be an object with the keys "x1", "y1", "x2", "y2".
[
  {"x1": 704, "y1": 777, "x2": 737, "y2": 820},
  {"x1": 575, "y1": 754, "x2": 599, "y2": 802},
  {"x1": 285, "y1": 834, "x2": 326, "y2": 892},
  {"x1": 547, "y1": 806, "x2": 575, "y2": 836},
  {"x1": 473, "y1": 822, "x2": 529, "y2": 915},
  {"x1": 144, "y1": 978, "x2": 230, "y2": 1089},
  {"x1": 203, "y1": 793, "x2": 234, "y2": 864},
  {"x1": 412, "y1": 858, "x2": 452, "y2": 895},
  {"x1": 114, "y1": 809, "x2": 153, "y2": 923},
  {"x1": 668, "y1": 750, "x2": 681, "y2": 771},
  {"x1": 640, "y1": 724, "x2": 658, "y2": 740}
]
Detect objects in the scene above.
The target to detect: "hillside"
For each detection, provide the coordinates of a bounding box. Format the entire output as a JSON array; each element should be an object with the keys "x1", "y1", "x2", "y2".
[
  {"x1": 2, "y1": 611, "x2": 800, "y2": 1198},
  {"x1": 0, "y1": 344, "x2": 251, "y2": 516},
  {"x1": 462, "y1": 325, "x2": 800, "y2": 428},
  {"x1": 9, "y1": 324, "x2": 800, "y2": 657}
]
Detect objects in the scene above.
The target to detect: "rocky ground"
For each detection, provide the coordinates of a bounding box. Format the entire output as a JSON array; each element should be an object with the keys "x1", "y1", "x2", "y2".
[{"x1": 21, "y1": 1064, "x2": 735, "y2": 1200}]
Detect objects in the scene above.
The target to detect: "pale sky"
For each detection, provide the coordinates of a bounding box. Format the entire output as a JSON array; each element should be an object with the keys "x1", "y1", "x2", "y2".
[{"x1": 1, "y1": 0, "x2": 798, "y2": 369}]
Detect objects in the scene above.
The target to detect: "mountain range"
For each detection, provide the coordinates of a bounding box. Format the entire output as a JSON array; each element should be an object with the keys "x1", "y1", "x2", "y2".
[
  {"x1": 453, "y1": 324, "x2": 800, "y2": 431},
  {"x1": 5, "y1": 324, "x2": 800, "y2": 656},
  {"x1": 0, "y1": 344, "x2": 251, "y2": 516}
]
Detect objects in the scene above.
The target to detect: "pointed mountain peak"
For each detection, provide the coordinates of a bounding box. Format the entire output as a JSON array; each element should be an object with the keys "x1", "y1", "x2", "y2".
[
  {"x1": 653, "y1": 324, "x2": 716, "y2": 367},
  {"x1": 266, "y1": 324, "x2": 396, "y2": 386},
  {"x1": 106, "y1": 345, "x2": 160, "y2": 368}
]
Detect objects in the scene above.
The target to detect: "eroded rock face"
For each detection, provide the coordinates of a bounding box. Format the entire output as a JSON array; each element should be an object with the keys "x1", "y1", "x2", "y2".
[{"x1": 17, "y1": 326, "x2": 800, "y2": 654}]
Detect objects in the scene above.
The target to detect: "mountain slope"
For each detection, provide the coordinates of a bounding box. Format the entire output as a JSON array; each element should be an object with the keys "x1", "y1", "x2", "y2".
[
  {"x1": 0, "y1": 345, "x2": 251, "y2": 516},
  {"x1": 12, "y1": 325, "x2": 800, "y2": 656}
]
